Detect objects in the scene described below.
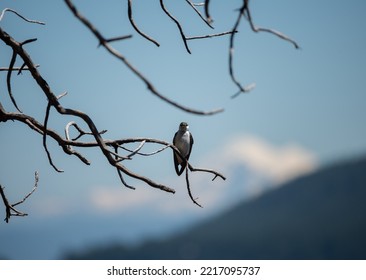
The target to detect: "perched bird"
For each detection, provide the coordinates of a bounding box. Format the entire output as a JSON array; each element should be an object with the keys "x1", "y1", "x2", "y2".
[{"x1": 173, "y1": 122, "x2": 194, "y2": 176}]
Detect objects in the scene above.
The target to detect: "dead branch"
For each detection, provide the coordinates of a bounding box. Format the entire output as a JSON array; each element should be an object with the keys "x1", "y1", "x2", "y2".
[
  {"x1": 228, "y1": 2, "x2": 255, "y2": 98},
  {"x1": 0, "y1": 64, "x2": 39, "y2": 72},
  {"x1": 0, "y1": 0, "x2": 299, "y2": 220},
  {"x1": 187, "y1": 30, "x2": 237, "y2": 41},
  {"x1": 127, "y1": 0, "x2": 160, "y2": 47},
  {"x1": 1, "y1": 97, "x2": 224, "y2": 208},
  {"x1": 185, "y1": 0, "x2": 214, "y2": 29},
  {"x1": 204, "y1": 0, "x2": 212, "y2": 24},
  {"x1": 119, "y1": 144, "x2": 170, "y2": 157},
  {"x1": 125, "y1": 140, "x2": 146, "y2": 159},
  {"x1": 43, "y1": 102, "x2": 64, "y2": 172},
  {"x1": 186, "y1": 168, "x2": 202, "y2": 208},
  {"x1": 65, "y1": 121, "x2": 107, "y2": 142},
  {"x1": 6, "y1": 50, "x2": 22, "y2": 112},
  {"x1": 64, "y1": 0, "x2": 223, "y2": 116},
  {"x1": 188, "y1": 163, "x2": 226, "y2": 181},
  {"x1": 0, "y1": 172, "x2": 39, "y2": 223},
  {"x1": 229, "y1": 0, "x2": 299, "y2": 98},
  {"x1": 245, "y1": 5, "x2": 299, "y2": 49},
  {"x1": 104, "y1": 35, "x2": 133, "y2": 44},
  {"x1": 159, "y1": 0, "x2": 191, "y2": 54},
  {"x1": 0, "y1": 8, "x2": 45, "y2": 25}
]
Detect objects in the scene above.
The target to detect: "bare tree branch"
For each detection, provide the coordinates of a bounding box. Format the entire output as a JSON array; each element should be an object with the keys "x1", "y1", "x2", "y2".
[
  {"x1": 228, "y1": 2, "x2": 255, "y2": 98},
  {"x1": 228, "y1": 0, "x2": 299, "y2": 99},
  {"x1": 0, "y1": 64, "x2": 39, "y2": 72},
  {"x1": 159, "y1": 0, "x2": 191, "y2": 54},
  {"x1": 188, "y1": 163, "x2": 226, "y2": 181},
  {"x1": 0, "y1": 8, "x2": 45, "y2": 25},
  {"x1": 185, "y1": 0, "x2": 214, "y2": 29},
  {"x1": 1, "y1": 92, "x2": 223, "y2": 207},
  {"x1": 204, "y1": 0, "x2": 212, "y2": 24},
  {"x1": 127, "y1": 0, "x2": 160, "y2": 47},
  {"x1": 125, "y1": 140, "x2": 146, "y2": 159},
  {"x1": 5, "y1": 38, "x2": 39, "y2": 112},
  {"x1": 64, "y1": 0, "x2": 223, "y2": 116},
  {"x1": 113, "y1": 146, "x2": 136, "y2": 190},
  {"x1": 65, "y1": 121, "x2": 107, "y2": 142},
  {"x1": 0, "y1": 172, "x2": 39, "y2": 223},
  {"x1": 245, "y1": 5, "x2": 300, "y2": 49},
  {"x1": 185, "y1": 168, "x2": 202, "y2": 208},
  {"x1": 117, "y1": 168, "x2": 136, "y2": 190},
  {"x1": 43, "y1": 102, "x2": 64, "y2": 172},
  {"x1": 6, "y1": 50, "x2": 22, "y2": 112},
  {"x1": 187, "y1": 30, "x2": 237, "y2": 41},
  {"x1": 104, "y1": 35, "x2": 133, "y2": 44},
  {"x1": 120, "y1": 144, "x2": 170, "y2": 157},
  {"x1": 0, "y1": 1, "x2": 299, "y2": 220}
]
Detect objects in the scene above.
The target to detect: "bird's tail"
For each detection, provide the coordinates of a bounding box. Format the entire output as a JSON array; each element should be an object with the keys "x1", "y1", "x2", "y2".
[{"x1": 176, "y1": 163, "x2": 186, "y2": 176}]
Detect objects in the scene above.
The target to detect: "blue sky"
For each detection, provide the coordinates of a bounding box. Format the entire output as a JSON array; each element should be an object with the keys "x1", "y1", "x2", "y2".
[{"x1": 0, "y1": 0, "x2": 366, "y2": 259}]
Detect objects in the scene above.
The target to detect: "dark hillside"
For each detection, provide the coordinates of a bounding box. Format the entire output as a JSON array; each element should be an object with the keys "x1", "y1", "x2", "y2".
[{"x1": 66, "y1": 156, "x2": 366, "y2": 259}]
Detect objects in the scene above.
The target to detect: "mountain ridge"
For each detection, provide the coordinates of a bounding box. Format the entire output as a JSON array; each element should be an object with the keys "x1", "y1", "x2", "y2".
[{"x1": 66, "y1": 155, "x2": 366, "y2": 259}]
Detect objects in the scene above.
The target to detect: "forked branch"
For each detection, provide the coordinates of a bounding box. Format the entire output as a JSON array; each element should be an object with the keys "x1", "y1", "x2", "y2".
[
  {"x1": 0, "y1": 172, "x2": 39, "y2": 223},
  {"x1": 229, "y1": 0, "x2": 299, "y2": 98}
]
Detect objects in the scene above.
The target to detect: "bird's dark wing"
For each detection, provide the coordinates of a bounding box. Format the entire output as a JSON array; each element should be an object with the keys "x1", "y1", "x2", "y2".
[
  {"x1": 186, "y1": 132, "x2": 194, "y2": 161},
  {"x1": 173, "y1": 132, "x2": 183, "y2": 176},
  {"x1": 177, "y1": 132, "x2": 193, "y2": 175}
]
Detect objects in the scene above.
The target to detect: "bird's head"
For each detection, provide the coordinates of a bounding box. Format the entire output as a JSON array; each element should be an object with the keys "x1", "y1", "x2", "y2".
[{"x1": 179, "y1": 122, "x2": 189, "y2": 131}]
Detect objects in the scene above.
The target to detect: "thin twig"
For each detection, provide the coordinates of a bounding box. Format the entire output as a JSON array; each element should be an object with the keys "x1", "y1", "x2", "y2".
[
  {"x1": 43, "y1": 103, "x2": 64, "y2": 172},
  {"x1": 64, "y1": 121, "x2": 103, "y2": 164},
  {"x1": 125, "y1": 140, "x2": 146, "y2": 159},
  {"x1": 229, "y1": 0, "x2": 299, "y2": 98},
  {"x1": 21, "y1": 38, "x2": 38, "y2": 46},
  {"x1": 0, "y1": 186, "x2": 11, "y2": 223},
  {"x1": 188, "y1": 163, "x2": 226, "y2": 181},
  {"x1": 159, "y1": 0, "x2": 191, "y2": 54},
  {"x1": 187, "y1": 30, "x2": 236, "y2": 40},
  {"x1": 12, "y1": 172, "x2": 39, "y2": 207},
  {"x1": 119, "y1": 144, "x2": 170, "y2": 157},
  {"x1": 57, "y1": 91, "x2": 68, "y2": 100},
  {"x1": 105, "y1": 35, "x2": 133, "y2": 44},
  {"x1": 109, "y1": 149, "x2": 130, "y2": 161},
  {"x1": 65, "y1": 121, "x2": 107, "y2": 142},
  {"x1": 185, "y1": 167, "x2": 202, "y2": 207},
  {"x1": 0, "y1": 171, "x2": 39, "y2": 223},
  {"x1": 18, "y1": 63, "x2": 27, "y2": 75},
  {"x1": 228, "y1": 2, "x2": 255, "y2": 98},
  {"x1": 204, "y1": 0, "x2": 212, "y2": 24},
  {"x1": 245, "y1": 6, "x2": 299, "y2": 49},
  {"x1": 185, "y1": 0, "x2": 214, "y2": 29},
  {"x1": 0, "y1": 8, "x2": 45, "y2": 25},
  {"x1": 5, "y1": 38, "x2": 39, "y2": 112},
  {"x1": 6, "y1": 51, "x2": 23, "y2": 112},
  {"x1": 0, "y1": 65, "x2": 39, "y2": 72},
  {"x1": 114, "y1": 146, "x2": 136, "y2": 190},
  {"x1": 127, "y1": 0, "x2": 160, "y2": 47},
  {"x1": 117, "y1": 168, "x2": 136, "y2": 190}
]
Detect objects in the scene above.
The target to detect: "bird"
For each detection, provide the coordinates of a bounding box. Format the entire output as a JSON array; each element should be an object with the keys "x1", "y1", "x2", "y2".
[{"x1": 173, "y1": 122, "x2": 194, "y2": 176}]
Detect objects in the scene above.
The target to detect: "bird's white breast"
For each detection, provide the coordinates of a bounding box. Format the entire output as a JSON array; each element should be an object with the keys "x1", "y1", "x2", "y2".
[{"x1": 175, "y1": 131, "x2": 191, "y2": 157}]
